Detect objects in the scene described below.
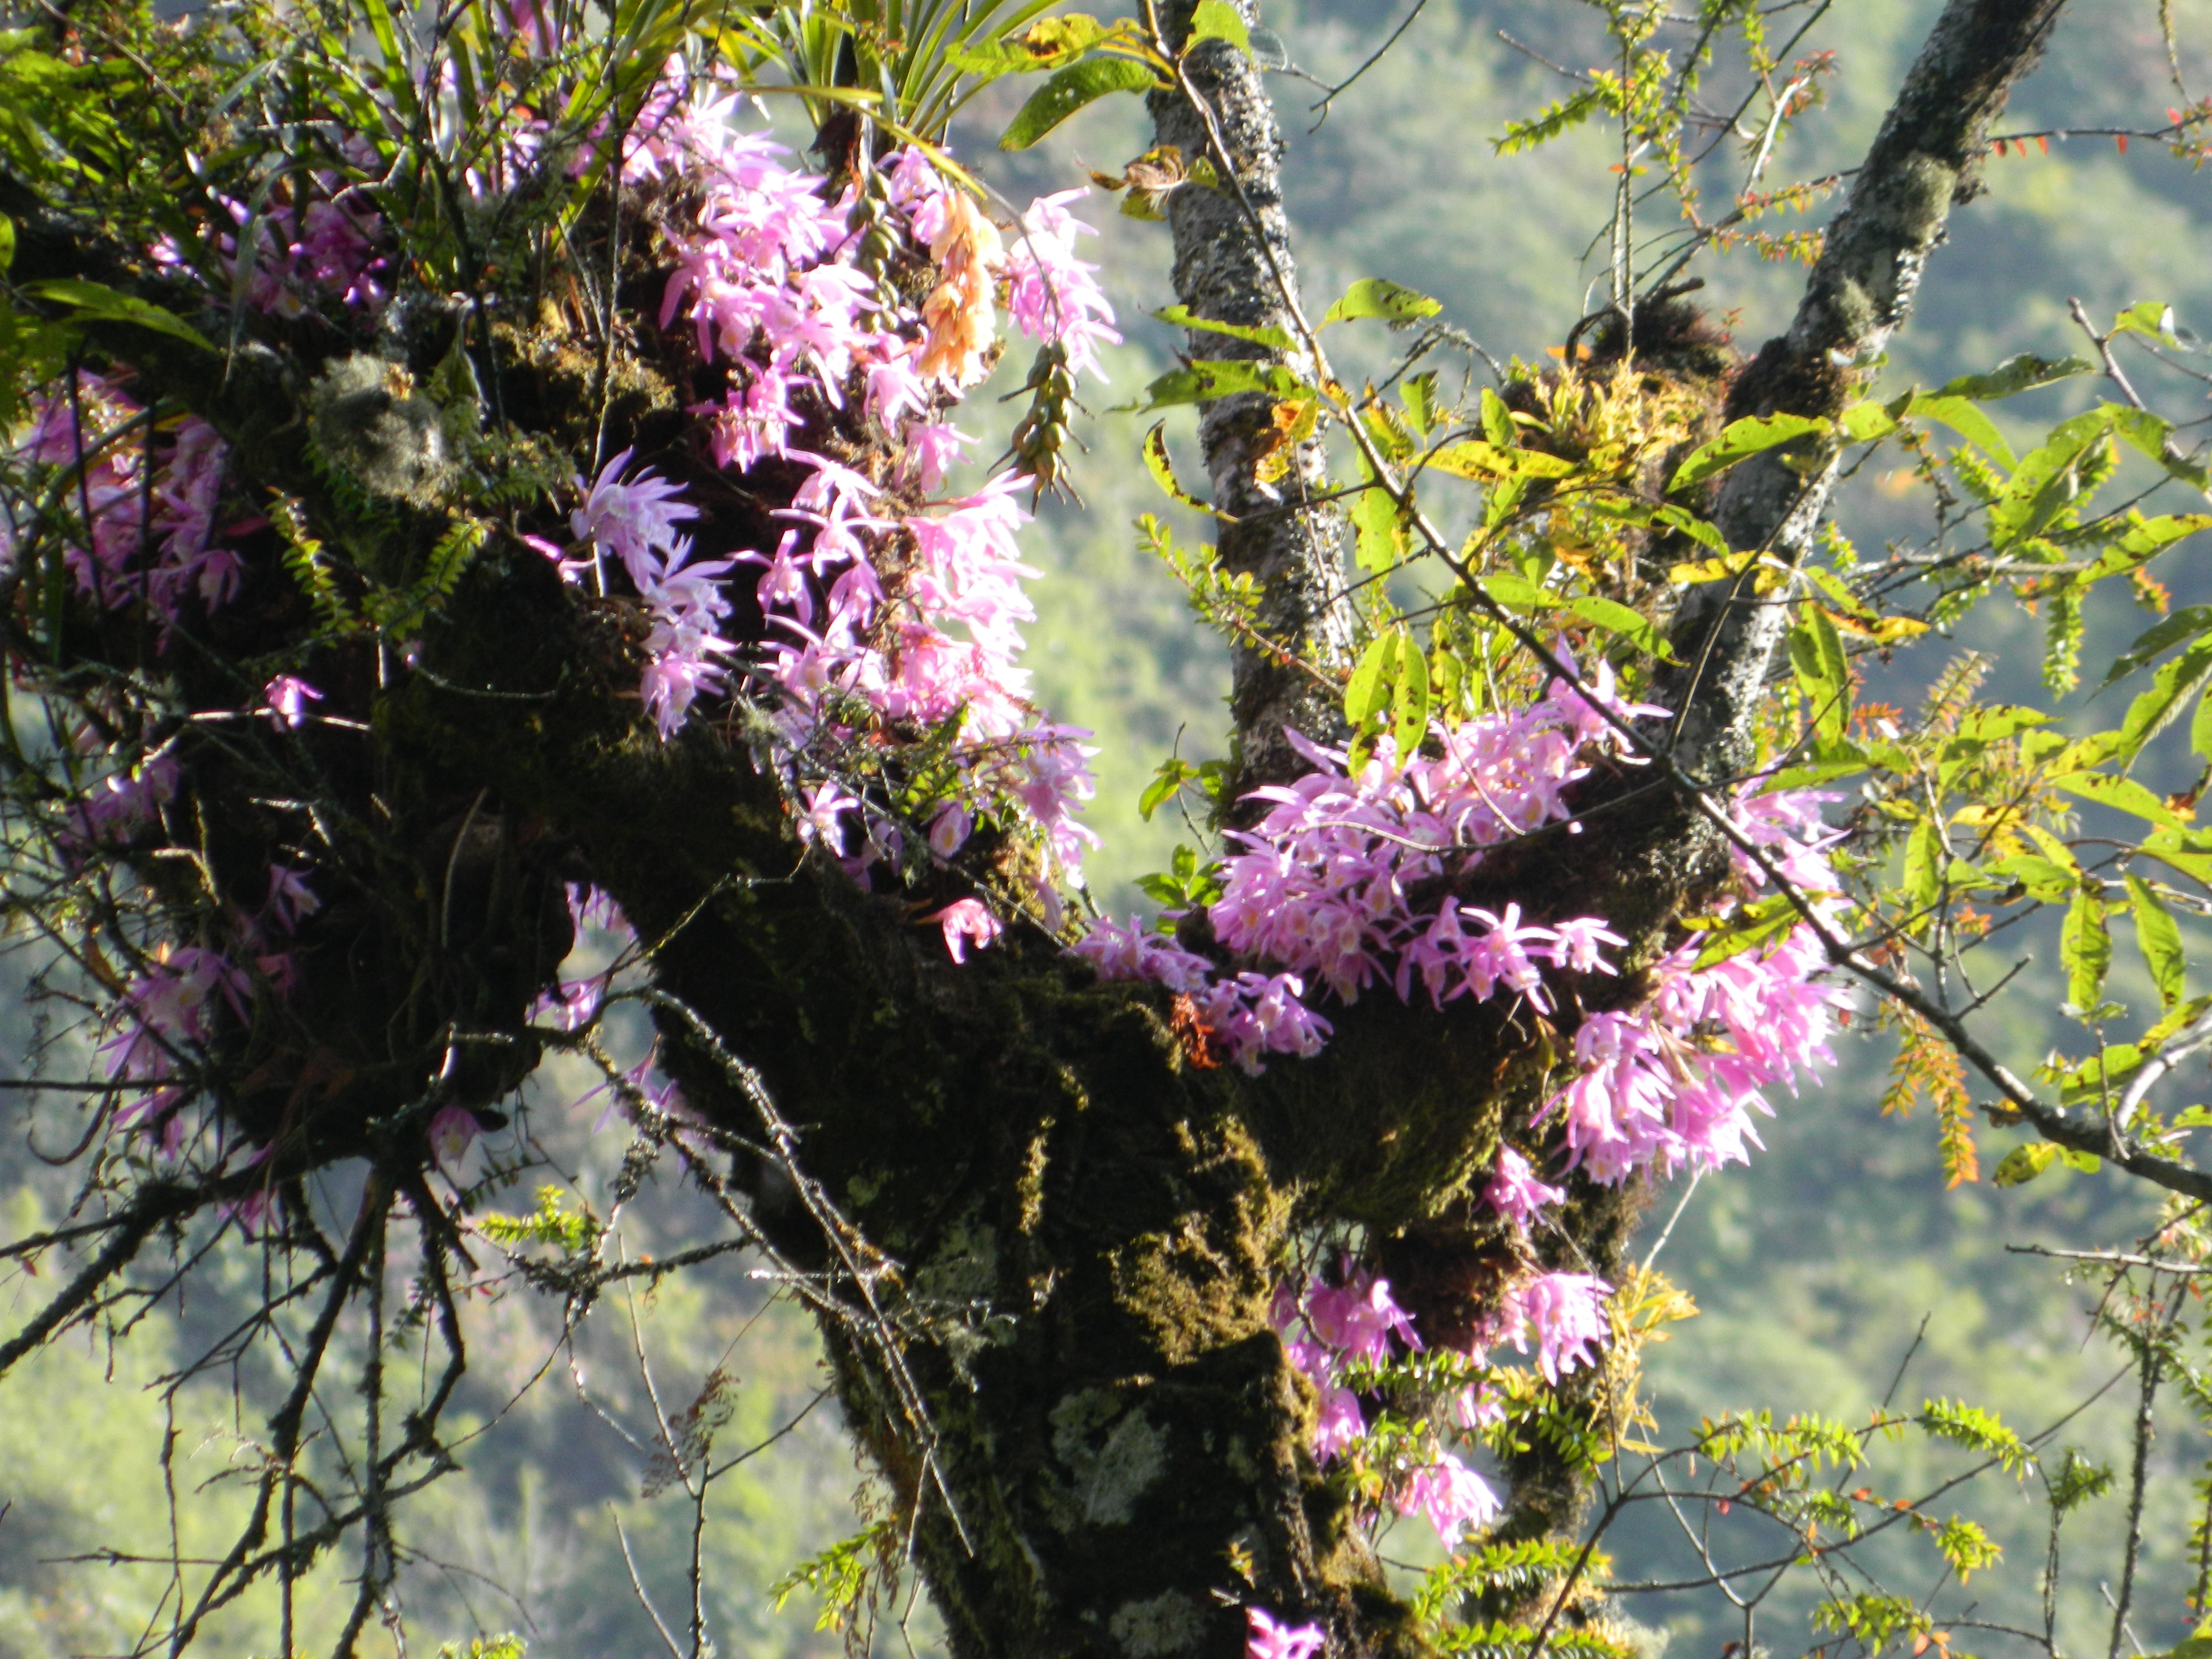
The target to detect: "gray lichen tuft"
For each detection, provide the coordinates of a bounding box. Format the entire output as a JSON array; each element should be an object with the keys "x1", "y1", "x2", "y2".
[{"x1": 306, "y1": 352, "x2": 456, "y2": 505}]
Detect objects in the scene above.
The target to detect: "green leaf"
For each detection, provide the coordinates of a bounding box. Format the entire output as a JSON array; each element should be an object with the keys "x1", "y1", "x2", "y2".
[
  {"x1": 1140, "y1": 422, "x2": 1226, "y2": 518},
  {"x1": 2061, "y1": 888, "x2": 2112, "y2": 1015},
  {"x1": 2147, "y1": 1633, "x2": 2212, "y2": 1659},
  {"x1": 1426, "y1": 439, "x2": 1574, "y2": 480},
  {"x1": 1321, "y1": 278, "x2": 1442, "y2": 326},
  {"x1": 1350, "y1": 460, "x2": 1409, "y2": 573},
  {"x1": 2109, "y1": 512, "x2": 2212, "y2": 566},
  {"x1": 1345, "y1": 631, "x2": 1399, "y2": 730},
  {"x1": 1139, "y1": 758, "x2": 1196, "y2": 822},
  {"x1": 1692, "y1": 895, "x2": 1801, "y2": 970},
  {"x1": 1904, "y1": 820, "x2": 1944, "y2": 909},
  {"x1": 2194, "y1": 683, "x2": 2212, "y2": 766},
  {"x1": 1495, "y1": 87, "x2": 1603, "y2": 156},
  {"x1": 2126, "y1": 873, "x2": 2186, "y2": 1009},
  {"x1": 1988, "y1": 409, "x2": 2112, "y2": 549},
  {"x1": 1667, "y1": 413, "x2": 1828, "y2": 493},
  {"x1": 1400, "y1": 371, "x2": 1440, "y2": 438},
  {"x1": 1358, "y1": 402, "x2": 1418, "y2": 462},
  {"x1": 1649, "y1": 503, "x2": 1731, "y2": 559},
  {"x1": 0, "y1": 212, "x2": 15, "y2": 275},
  {"x1": 25, "y1": 278, "x2": 212, "y2": 351},
  {"x1": 2101, "y1": 604, "x2": 2212, "y2": 687},
  {"x1": 1917, "y1": 1399, "x2": 2031, "y2": 1474},
  {"x1": 1480, "y1": 386, "x2": 1514, "y2": 448},
  {"x1": 998, "y1": 55, "x2": 1160, "y2": 150},
  {"x1": 1764, "y1": 758, "x2": 1872, "y2": 792},
  {"x1": 1991, "y1": 1141, "x2": 2059, "y2": 1187},
  {"x1": 1991, "y1": 852, "x2": 2077, "y2": 902},
  {"x1": 1392, "y1": 637, "x2": 1430, "y2": 754},
  {"x1": 1904, "y1": 393, "x2": 2018, "y2": 469},
  {"x1": 2140, "y1": 828, "x2": 2212, "y2": 886},
  {"x1": 2050, "y1": 770, "x2": 2188, "y2": 827},
  {"x1": 2120, "y1": 640, "x2": 2212, "y2": 757},
  {"x1": 1955, "y1": 706, "x2": 2053, "y2": 745},
  {"x1": 1479, "y1": 571, "x2": 1556, "y2": 612},
  {"x1": 1152, "y1": 304, "x2": 1294, "y2": 352},
  {"x1": 1566, "y1": 593, "x2": 1670, "y2": 661},
  {"x1": 948, "y1": 17, "x2": 1113, "y2": 76},
  {"x1": 1789, "y1": 606, "x2": 1851, "y2": 743},
  {"x1": 1838, "y1": 399, "x2": 1902, "y2": 443},
  {"x1": 1186, "y1": 0, "x2": 1249, "y2": 51},
  {"x1": 2111, "y1": 300, "x2": 2183, "y2": 346},
  {"x1": 2113, "y1": 406, "x2": 2212, "y2": 491},
  {"x1": 1134, "y1": 357, "x2": 1307, "y2": 410},
  {"x1": 1938, "y1": 352, "x2": 2095, "y2": 401}
]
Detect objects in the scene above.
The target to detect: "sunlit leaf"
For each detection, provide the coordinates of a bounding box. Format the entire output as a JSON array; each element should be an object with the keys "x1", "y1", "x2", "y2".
[
  {"x1": 25, "y1": 278, "x2": 212, "y2": 351},
  {"x1": 2050, "y1": 770, "x2": 2189, "y2": 827},
  {"x1": 1937, "y1": 352, "x2": 2094, "y2": 401},
  {"x1": 1668, "y1": 413, "x2": 1828, "y2": 493},
  {"x1": 1904, "y1": 820, "x2": 1944, "y2": 909},
  {"x1": 1426, "y1": 439, "x2": 1573, "y2": 480},
  {"x1": 1187, "y1": 0, "x2": 1249, "y2": 51},
  {"x1": 1904, "y1": 392, "x2": 2017, "y2": 469},
  {"x1": 999, "y1": 55, "x2": 1160, "y2": 150},
  {"x1": 2125, "y1": 873, "x2": 2186, "y2": 1009},
  {"x1": 2119, "y1": 640, "x2": 2212, "y2": 757},
  {"x1": 1991, "y1": 1141, "x2": 2059, "y2": 1187},
  {"x1": 2060, "y1": 888, "x2": 2112, "y2": 1014},
  {"x1": 1153, "y1": 304, "x2": 1294, "y2": 352},
  {"x1": 1134, "y1": 358, "x2": 1307, "y2": 410},
  {"x1": 1321, "y1": 278, "x2": 1442, "y2": 326}
]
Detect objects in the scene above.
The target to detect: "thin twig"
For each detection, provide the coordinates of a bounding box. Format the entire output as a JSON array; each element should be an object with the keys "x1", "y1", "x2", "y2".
[{"x1": 1307, "y1": 0, "x2": 1430, "y2": 129}]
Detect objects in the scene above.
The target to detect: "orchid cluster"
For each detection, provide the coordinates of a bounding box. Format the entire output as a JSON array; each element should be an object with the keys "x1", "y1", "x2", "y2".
[
  {"x1": 1077, "y1": 657, "x2": 1845, "y2": 1396},
  {"x1": 527, "y1": 881, "x2": 637, "y2": 1038},
  {"x1": 93, "y1": 865, "x2": 317, "y2": 1176},
  {"x1": 1269, "y1": 1260, "x2": 1613, "y2": 1552},
  {"x1": 6, "y1": 376, "x2": 317, "y2": 1166},
  {"x1": 547, "y1": 84, "x2": 1118, "y2": 905},
  {"x1": 1545, "y1": 839, "x2": 1844, "y2": 1186},
  {"x1": 210, "y1": 183, "x2": 389, "y2": 317},
  {"x1": 5, "y1": 64, "x2": 1133, "y2": 1206},
  {"x1": 1079, "y1": 679, "x2": 1844, "y2": 1134},
  {"x1": 15, "y1": 380, "x2": 243, "y2": 639},
  {"x1": 1072, "y1": 666, "x2": 1655, "y2": 1072}
]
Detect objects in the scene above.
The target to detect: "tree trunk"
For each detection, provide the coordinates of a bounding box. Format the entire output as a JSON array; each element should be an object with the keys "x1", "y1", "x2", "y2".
[
  {"x1": 1147, "y1": 0, "x2": 1355, "y2": 793},
  {"x1": 0, "y1": 5, "x2": 2072, "y2": 1656}
]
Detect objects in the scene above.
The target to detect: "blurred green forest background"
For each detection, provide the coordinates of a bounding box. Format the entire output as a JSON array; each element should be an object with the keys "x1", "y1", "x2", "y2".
[{"x1": 6, "y1": 1, "x2": 2212, "y2": 1654}]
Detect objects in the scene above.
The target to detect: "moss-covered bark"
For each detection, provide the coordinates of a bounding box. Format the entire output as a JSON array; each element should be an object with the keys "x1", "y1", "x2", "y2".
[{"x1": 0, "y1": 3, "x2": 2076, "y2": 1653}]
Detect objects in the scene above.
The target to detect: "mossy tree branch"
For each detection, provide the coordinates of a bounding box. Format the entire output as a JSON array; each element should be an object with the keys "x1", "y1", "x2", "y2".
[{"x1": 1654, "y1": 0, "x2": 2071, "y2": 782}]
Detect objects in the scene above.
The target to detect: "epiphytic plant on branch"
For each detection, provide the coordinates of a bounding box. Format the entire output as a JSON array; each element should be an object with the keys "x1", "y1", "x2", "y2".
[{"x1": 6, "y1": 1, "x2": 2212, "y2": 1657}]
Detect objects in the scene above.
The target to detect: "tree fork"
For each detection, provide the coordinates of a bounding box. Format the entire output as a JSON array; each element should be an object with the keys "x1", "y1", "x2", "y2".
[{"x1": 1653, "y1": 0, "x2": 2071, "y2": 782}]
